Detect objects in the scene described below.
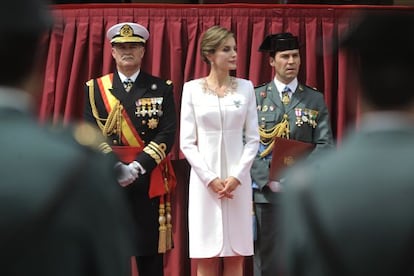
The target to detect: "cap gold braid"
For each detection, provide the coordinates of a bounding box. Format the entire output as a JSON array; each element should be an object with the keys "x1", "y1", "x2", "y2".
[
  {"x1": 259, "y1": 114, "x2": 290, "y2": 158},
  {"x1": 111, "y1": 24, "x2": 146, "y2": 44}
]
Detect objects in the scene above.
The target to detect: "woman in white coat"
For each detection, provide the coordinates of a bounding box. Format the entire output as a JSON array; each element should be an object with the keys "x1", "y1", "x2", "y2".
[{"x1": 180, "y1": 26, "x2": 260, "y2": 276}]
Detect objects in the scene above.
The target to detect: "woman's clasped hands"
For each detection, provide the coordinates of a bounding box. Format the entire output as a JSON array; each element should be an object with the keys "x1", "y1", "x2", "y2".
[{"x1": 208, "y1": 176, "x2": 240, "y2": 199}]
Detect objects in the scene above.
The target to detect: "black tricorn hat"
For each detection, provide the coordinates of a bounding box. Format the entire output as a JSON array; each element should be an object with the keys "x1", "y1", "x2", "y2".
[{"x1": 259, "y1": 32, "x2": 299, "y2": 52}]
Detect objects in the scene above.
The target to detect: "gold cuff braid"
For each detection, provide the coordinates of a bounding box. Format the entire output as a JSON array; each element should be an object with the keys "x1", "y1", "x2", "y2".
[{"x1": 143, "y1": 142, "x2": 167, "y2": 164}]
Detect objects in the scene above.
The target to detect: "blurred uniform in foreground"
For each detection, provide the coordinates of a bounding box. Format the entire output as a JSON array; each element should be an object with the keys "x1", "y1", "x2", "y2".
[
  {"x1": 0, "y1": 0, "x2": 134, "y2": 275},
  {"x1": 279, "y1": 11, "x2": 414, "y2": 276}
]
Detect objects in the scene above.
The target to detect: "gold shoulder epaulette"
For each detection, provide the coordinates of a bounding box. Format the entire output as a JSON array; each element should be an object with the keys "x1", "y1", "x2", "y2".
[
  {"x1": 166, "y1": 80, "x2": 173, "y2": 85},
  {"x1": 86, "y1": 79, "x2": 93, "y2": 87}
]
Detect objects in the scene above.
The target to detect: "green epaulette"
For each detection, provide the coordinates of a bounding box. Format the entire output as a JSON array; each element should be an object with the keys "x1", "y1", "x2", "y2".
[
  {"x1": 254, "y1": 82, "x2": 267, "y2": 90},
  {"x1": 304, "y1": 84, "x2": 318, "y2": 91}
]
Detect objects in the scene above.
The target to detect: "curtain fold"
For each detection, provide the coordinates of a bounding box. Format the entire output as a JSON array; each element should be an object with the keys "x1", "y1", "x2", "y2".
[{"x1": 42, "y1": 4, "x2": 414, "y2": 276}]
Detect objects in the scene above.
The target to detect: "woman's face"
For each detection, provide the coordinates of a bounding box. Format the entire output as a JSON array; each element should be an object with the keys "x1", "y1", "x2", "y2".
[{"x1": 208, "y1": 36, "x2": 237, "y2": 71}]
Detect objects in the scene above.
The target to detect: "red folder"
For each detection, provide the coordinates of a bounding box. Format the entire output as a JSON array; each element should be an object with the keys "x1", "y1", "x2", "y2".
[{"x1": 269, "y1": 137, "x2": 315, "y2": 181}]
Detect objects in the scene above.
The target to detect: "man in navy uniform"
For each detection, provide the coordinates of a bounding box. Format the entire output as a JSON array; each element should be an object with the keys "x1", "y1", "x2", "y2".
[
  {"x1": 279, "y1": 11, "x2": 414, "y2": 276},
  {"x1": 251, "y1": 32, "x2": 334, "y2": 276},
  {"x1": 84, "y1": 22, "x2": 177, "y2": 276},
  {"x1": 0, "y1": 0, "x2": 134, "y2": 275}
]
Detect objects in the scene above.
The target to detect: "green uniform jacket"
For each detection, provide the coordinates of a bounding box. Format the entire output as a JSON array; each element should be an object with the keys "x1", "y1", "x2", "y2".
[
  {"x1": 251, "y1": 81, "x2": 334, "y2": 204},
  {"x1": 0, "y1": 107, "x2": 134, "y2": 276}
]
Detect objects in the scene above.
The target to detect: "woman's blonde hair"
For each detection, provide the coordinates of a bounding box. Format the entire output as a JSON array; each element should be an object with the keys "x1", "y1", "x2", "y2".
[{"x1": 200, "y1": 25, "x2": 234, "y2": 63}]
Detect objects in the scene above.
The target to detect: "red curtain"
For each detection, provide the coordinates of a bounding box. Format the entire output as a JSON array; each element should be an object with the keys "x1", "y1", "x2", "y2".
[{"x1": 41, "y1": 4, "x2": 414, "y2": 276}]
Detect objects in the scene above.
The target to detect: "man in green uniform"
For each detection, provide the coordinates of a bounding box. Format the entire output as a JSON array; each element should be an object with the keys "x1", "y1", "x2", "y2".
[
  {"x1": 279, "y1": 11, "x2": 414, "y2": 276},
  {"x1": 0, "y1": 0, "x2": 134, "y2": 275},
  {"x1": 251, "y1": 32, "x2": 334, "y2": 276}
]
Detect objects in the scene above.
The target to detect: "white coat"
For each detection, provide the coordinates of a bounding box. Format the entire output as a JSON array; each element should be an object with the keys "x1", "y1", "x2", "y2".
[{"x1": 180, "y1": 77, "x2": 260, "y2": 258}]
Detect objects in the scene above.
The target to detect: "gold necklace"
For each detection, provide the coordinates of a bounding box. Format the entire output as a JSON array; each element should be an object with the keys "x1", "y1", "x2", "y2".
[{"x1": 202, "y1": 77, "x2": 236, "y2": 97}]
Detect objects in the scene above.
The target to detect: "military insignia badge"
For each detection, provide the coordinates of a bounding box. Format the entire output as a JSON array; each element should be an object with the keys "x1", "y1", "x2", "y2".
[
  {"x1": 260, "y1": 117, "x2": 266, "y2": 128},
  {"x1": 295, "y1": 108, "x2": 303, "y2": 126},
  {"x1": 120, "y1": 24, "x2": 133, "y2": 38},
  {"x1": 295, "y1": 108, "x2": 319, "y2": 128},
  {"x1": 148, "y1": 118, "x2": 159, "y2": 129},
  {"x1": 308, "y1": 109, "x2": 319, "y2": 128}
]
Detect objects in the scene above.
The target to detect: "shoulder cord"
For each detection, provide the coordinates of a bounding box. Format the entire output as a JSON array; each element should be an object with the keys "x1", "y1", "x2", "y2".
[
  {"x1": 257, "y1": 83, "x2": 290, "y2": 158},
  {"x1": 87, "y1": 79, "x2": 122, "y2": 138}
]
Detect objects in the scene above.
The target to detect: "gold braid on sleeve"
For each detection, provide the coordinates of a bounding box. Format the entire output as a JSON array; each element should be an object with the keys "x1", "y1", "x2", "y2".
[
  {"x1": 259, "y1": 114, "x2": 290, "y2": 158},
  {"x1": 87, "y1": 79, "x2": 122, "y2": 138}
]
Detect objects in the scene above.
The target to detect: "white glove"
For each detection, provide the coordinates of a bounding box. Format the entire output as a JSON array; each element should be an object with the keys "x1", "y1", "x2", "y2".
[
  {"x1": 129, "y1": 160, "x2": 146, "y2": 175},
  {"x1": 267, "y1": 181, "x2": 282, "y2": 192},
  {"x1": 127, "y1": 161, "x2": 140, "y2": 178},
  {"x1": 115, "y1": 162, "x2": 138, "y2": 187}
]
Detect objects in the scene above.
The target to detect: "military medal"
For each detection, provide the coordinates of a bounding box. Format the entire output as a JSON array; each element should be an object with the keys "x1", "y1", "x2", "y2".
[
  {"x1": 302, "y1": 109, "x2": 309, "y2": 123},
  {"x1": 260, "y1": 117, "x2": 266, "y2": 128},
  {"x1": 135, "y1": 99, "x2": 142, "y2": 117},
  {"x1": 308, "y1": 109, "x2": 318, "y2": 128},
  {"x1": 150, "y1": 97, "x2": 157, "y2": 116},
  {"x1": 302, "y1": 115, "x2": 308, "y2": 122},
  {"x1": 156, "y1": 97, "x2": 163, "y2": 117},
  {"x1": 295, "y1": 108, "x2": 303, "y2": 126},
  {"x1": 147, "y1": 118, "x2": 159, "y2": 129}
]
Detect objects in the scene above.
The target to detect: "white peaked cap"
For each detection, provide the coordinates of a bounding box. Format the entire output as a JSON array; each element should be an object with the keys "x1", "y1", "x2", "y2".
[{"x1": 106, "y1": 22, "x2": 149, "y2": 44}]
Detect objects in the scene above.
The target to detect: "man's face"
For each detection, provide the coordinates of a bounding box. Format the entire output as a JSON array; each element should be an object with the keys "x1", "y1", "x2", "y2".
[
  {"x1": 111, "y1": 42, "x2": 145, "y2": 72},
  {"x1": 270, "y1": 49, "x2": 300, "y2": 84}
]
